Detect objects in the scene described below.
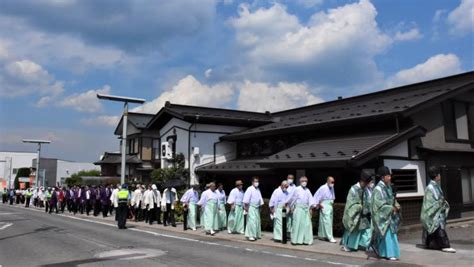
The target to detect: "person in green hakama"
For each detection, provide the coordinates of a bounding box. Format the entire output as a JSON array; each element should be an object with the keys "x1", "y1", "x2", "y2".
[
  {"x1": 180, "y1": 185, "x2": 199, "y2": 231},
  {"x1": 243, "y1": 177, "x2": 264, "y2": 241},
  {"x1": 227, "y1": 180, "x2": 245, "y2": 234},
  {"x1": 269, "y1": 180, "x2": 289, "y2": 242},
  {"x1": 217, "y1": 183, "x2": 227, "y2": 231},
  {"x1": 286, "y1": 176, "x2": 315, "y2": 245},
  {"x1": 421, "y1": 166, "x2": 456, "y2": 253},
  {"x1": 359, "y1": 178, "x2": 374, "y2": 250},
  {"x1": 198, "y1": 182, "x2": 219, "y2": 236},
  {"x1": 371, "y1": 166, "x2": 401, "y2": 261},
  {"x1": 314, "y1": 176, "x2": 336, "y2": 243},
  {"x1": 341, "y1": 170, "x2": 372, "y2": 252}
]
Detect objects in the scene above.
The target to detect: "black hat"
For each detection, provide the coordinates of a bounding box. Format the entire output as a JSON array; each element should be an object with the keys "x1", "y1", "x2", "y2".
[
  {"x1": 428, "y1": 166, "x2": 440, "y2": 180},
  {"x1": 377, "y1": 166, "x2": 391, "y2": 177},
  {"x1": 360, "y1": 170, "x2": 373, "y2": 182}
]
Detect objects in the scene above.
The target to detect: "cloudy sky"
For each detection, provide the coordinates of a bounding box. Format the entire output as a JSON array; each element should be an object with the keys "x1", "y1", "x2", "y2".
[{"x1": 0, "y1": 0, "x2": 472, "y2": 162}]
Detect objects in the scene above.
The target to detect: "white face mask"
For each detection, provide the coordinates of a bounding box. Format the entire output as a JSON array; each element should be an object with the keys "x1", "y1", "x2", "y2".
[
  {"x1": 288, "y1": 179, "x2": 294, "y2": 185},
  {"x1": 282, "y1": 188, "x2": 287, "y2": 192},
  {"x1": 253, "y1": 182, "x2": 259, "y2": 188},
  {"x1": 301, "y1": 182, "x2": 307, "y2": 187},
  {"x1": 368, "y1": 183, "x2": 374, "y2": 189},
  {"x1": 328, "y1": 183, "x2": 334, "y2": 188}
]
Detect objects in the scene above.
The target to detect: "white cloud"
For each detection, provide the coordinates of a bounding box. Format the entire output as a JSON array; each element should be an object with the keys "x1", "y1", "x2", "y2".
[
  {"x1": 229, "y1": 0, "x2": 392, "y2": 86},
  {"x1": 80, "y1": 115, "x2": 120, "y2": 127},
  {"x1": 0, "y1": 59, "x2": 64, "y2": 97},
  {"x1": 447, "y1": 0, "x2": 474, "y2": 36},
  {"x1": 205, "y1": 68, "x2": 213, "y2": 78},
  {"x1": 59, "y1": 85, "x2": 111, "y2": 113},
  {"x1": 132, "y1": 75, "x2": 234, "y2": 114},
  {"x1": 394, "y1": 28, "x2": 422, "y2": 41},
  {"x1": 237, "y1": 81, "x2": 323, "y2": 112},
  {"x1": 387, "y1": 54, "x2": 463, "y2": 87}
]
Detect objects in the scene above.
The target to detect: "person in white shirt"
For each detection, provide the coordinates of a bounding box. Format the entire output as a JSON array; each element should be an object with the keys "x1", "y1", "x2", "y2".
[
  {"x1": 161, "y1": 186, "x2": 178, "y2": 227},
  {"x1": 198, "y1": 182, "x2": 219, "y2": 235},
  {"x1": 243, "y1": 177, "x2": 264, "y2": 241},
  {"x1": 217, "y1": 183, "x2": 227, "y2": 230},
  {"x1": 181, "y1": 185, "x2": 200, "y2": 231},
  {"x1": 145, "y1": 184, "x2": 161, "y2": 225},
  {"x1": 109, "y1": 184, "x2": 120, "y2": 221},
  {"x1": 132, "y1": 184, "x2": 144, "y2": 222},
  {"x1": 227, "y1": 180, "x2": 245, "y2": 234}
]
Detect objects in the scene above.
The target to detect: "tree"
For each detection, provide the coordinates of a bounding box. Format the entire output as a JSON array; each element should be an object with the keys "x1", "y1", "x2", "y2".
[
  {"x1": 151, "y1": 153, "x2": 189, "y2": 185},
  {"x1": 14, "y1": 168, "x2": 31, "y2": 189},
  {"x1": 65, "y1": 169, "x2": 100, "y2": 186}
]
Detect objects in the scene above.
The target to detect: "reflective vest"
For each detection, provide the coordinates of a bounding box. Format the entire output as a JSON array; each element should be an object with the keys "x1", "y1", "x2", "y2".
[
  {"x1": 46, "y1": 192, "x2": 51, "y2": 200},
  {"x1": 26, "y1": 192, "x2": 33, "y2": 197},
  {"x1": 118, "y1": 189, "x2": 129, "y2": 204}
]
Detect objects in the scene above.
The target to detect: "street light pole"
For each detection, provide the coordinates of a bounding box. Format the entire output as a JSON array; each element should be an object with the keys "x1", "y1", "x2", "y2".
[
  {"x1": 22, "y1": 139, "x2": 51, "y2": 188},
  {"x1": 97, "y1": 93, "x2": 145, "y2": 185}
]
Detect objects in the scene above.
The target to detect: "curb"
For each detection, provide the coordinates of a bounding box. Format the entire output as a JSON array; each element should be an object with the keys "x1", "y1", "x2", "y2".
[{"x1": 398, "y1": 217, "x2": 474, "y2": 235}]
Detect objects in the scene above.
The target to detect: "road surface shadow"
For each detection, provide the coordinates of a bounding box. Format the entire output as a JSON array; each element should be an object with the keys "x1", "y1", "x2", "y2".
[
  {"x1": 39, "y1": 253, "x2": 147, "y2": 267},
  {"x1": 0, "y1": 226, "x2": 56, "y2": 241}
]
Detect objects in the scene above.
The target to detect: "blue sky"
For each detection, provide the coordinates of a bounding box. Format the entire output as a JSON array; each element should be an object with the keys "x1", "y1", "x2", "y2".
[{"x1": 0, "y1": 0, "x2": 472, "y2": 162}]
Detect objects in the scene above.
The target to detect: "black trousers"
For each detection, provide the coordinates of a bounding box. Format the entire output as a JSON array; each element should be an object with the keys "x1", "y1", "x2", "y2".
[
  {"x1": 148, "y1": 205, "x2": 156, "y2": 225},
  {"x1": 102, "y1": 203, "x2": 109, "y2": 217},
  {"x1": 25, "y1": 197, "x2": 31, "y2": 207},
  {"x1": 163, "y1": 204, "x2": 175, "y2": 226},
  {"x1": 425, "y1": 227, "x2": 451, "y2": 250},
  {"x1": 117, "y1": 203, "x2": 128, "y2": 229}
]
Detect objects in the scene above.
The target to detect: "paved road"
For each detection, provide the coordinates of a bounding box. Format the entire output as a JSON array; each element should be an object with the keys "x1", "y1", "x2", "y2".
[{"x1": 0, "y1": 204, "x2": 410, "y2": 267}]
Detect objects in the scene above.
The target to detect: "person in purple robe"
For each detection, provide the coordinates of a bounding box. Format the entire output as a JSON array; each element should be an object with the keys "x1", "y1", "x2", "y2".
[{"x1": 49, "y1": 188, "x2": 58, "y2": 214}]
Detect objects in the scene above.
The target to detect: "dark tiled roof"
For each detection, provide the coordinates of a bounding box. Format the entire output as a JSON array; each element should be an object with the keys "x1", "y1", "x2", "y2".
[
  {"x1": 195, "y1": 158, "x2": 272, "y2": 173},
  {"x1": 147, "y1": 102, "x2": 273, "y2": 129},
  {"x1": 94, "y1": 152, "x2": 142, "y2": 165},
  {"x1": 223, "y1": 72, "x2": 474, "y2": 140},
  {"x1": 114, "y1": 112, "x2": 154, "y2": 135},
  {"x1": 258, "y1": 126, "x2": 426, "y2": 167}
]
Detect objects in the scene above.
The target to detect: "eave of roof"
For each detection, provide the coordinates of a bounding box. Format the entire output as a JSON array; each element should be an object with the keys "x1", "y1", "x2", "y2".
[{"x1": 114, "y1": 112, "x2": 155, "y2": 135}]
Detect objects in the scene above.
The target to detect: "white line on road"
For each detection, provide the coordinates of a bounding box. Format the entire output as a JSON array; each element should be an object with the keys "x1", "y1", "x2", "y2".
[
  {"x1": 0, "y1": 223, "x2": 13, "y2": 230},
  {"x1": 5, "y1": 206, "x2": 360, "y2": 267}
]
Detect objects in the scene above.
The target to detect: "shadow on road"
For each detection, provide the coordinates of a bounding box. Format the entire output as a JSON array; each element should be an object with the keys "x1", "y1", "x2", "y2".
[
  {"x1": 0, "y1": 226, "x2": 57, "y2": 241},
  {"x1": 39, "y1": 253, "x2": 147, "y2": 267}
]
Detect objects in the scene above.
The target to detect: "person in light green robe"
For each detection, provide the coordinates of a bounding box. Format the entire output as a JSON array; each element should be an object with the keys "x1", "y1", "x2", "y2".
[
  {"x1": 243, "y1": 177, "x2": 264, "y2": 241},
  {"x1": 227, "y1": 180, "x2": 245, "y2": 234},
  {"x1": 359, "y1": 179, "x2": 374, "y2": 250},
  {"x1": 421, "y1": 166, "x2": 455, "y2": 253},
  {"x1": 341, "y1": 171, "x2": 372, "y2": 251},
  {"x1": 269, "y1": 180, "x2": 289, "y2": 242},
  {"x1": 198, "y1": 183, "x2": 219, "y2": 236},
  {"x1": 217, "y1": 183, "x2": 227, "y2": 230},
  {"x1": 287, "y1": 176, "x2": 315, "y2": 245},
  {"x1": 371, "y1": 166, "x2": 401, "y2": 261},
  {"x1": 314, "y1": 176, "x2": 336, "y2": 243}
]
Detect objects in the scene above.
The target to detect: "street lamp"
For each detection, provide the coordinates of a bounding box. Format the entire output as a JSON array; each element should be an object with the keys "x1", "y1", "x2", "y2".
[
  {"x1": 22, "y1": 139, "x2": 51, "y2": 188},
  {"x1": 97, "y1": 93, "x2": 145, "y2": 185}
]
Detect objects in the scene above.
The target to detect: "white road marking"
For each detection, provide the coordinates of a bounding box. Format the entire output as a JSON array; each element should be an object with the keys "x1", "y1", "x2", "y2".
[
  {"x1": 6, "y1": 206, "x2": 360, "y2": 266},
  {"x1": 0, "y1": 212, "x2": 17, "y2": 215},
  {"x1": 95, "y1": 248, "x2": 166, "y2": 260},
  {"x1": 0, "y1": 223, "x2": 13, "y2": 230}
]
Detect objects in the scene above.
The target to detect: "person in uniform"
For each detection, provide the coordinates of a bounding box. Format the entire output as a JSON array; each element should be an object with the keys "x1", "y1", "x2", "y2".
[
  {"x1": 371, "y1": 166, "x2": 401, "y2": 261},
  {"x1": 227, "y1": 180, "x2": 245, "y2": 234},
  {"x1": 116, "y1": 184, "x2": 131, "y2": 229},
  {"x1": 314, "y1": 176, "x2": 337, "y2": 243},
  {"x1": 161, "y1": 186, "x2": 177, "y2": 227},
  {"x1": 421, "y1": 166, "x2": 456, "y2": 253},
  {"x1": 25, "y1": 188, "x2": 32, "y2": 207},
  {"x1": 198, "y1": 182, "x2": 219, "y2": 235},
  {"x1": 341, "y1": 171, "x2": 372, "y2": 251},
  {"x1": 181, "y1": 185, "x2": 199, "y2": 231},
  {"x1": 216, "y1": 183, "x2": 227, "y2": 231},
  {"x1": 269, "y1": 180, "x2": 289, "y2": 242},
  {"x1": 243, "y1": 177, "x2": 264, "y2": 241},
  {"x1": 286, "y1": 176, "x2": 315, "y2": 245}
]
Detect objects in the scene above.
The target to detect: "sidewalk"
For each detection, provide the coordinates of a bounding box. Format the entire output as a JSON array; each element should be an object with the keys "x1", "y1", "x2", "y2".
[{"x1": 10, "y1": 205, "x2": 474, "y2": 266}]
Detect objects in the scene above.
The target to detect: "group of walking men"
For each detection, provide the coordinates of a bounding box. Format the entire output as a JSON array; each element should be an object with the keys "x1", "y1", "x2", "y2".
[{"x1": 4, "y1": 164, "x2": 457, "y2": 261}]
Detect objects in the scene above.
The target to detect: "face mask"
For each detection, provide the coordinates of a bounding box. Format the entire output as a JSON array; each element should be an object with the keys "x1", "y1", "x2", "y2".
[
  {"x1": 368, "y1": 183, "x2": 374, "y2": 189},
  {"x1": 288, "y1": 179, "x2": 294, "y2": 185},
  {"x1": 282, "y1": 188, "x2": 287, "y2": 192},
  {"x1": 254, "y1": 182, "x2": 259, "y2": 188},
  {"x1": 328, "y1": 183, "x2": 334, "y2": 188},
  {"x1": 301, "y1": 182, "x2": 307, "y2": 187}
]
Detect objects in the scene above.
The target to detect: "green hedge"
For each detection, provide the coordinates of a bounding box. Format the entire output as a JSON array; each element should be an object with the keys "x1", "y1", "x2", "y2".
[{"x1": 175, "y1": 198, "x2": 346, "y2": 237}]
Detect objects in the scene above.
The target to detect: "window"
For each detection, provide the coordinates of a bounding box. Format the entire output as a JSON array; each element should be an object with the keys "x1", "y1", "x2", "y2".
[
  {"x1": 454, "y1": 102, "x2": 469, "y2": 140},
  {"x1": 461, "y1": 168, "x2": 474, "y2": 204},
  {"x1": 153, "y1": 139, "x2": 160, "y2": 160},
  {"x1": 391, "y1": 169, "x2": 418, "y2": 194},
  {"x1": 12, "y1": 168, "x2": 18, "y2": 175}
]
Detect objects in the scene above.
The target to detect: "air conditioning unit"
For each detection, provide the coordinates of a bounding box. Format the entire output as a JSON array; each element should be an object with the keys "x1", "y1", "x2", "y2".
[
  {"x1": 161, "y1": 142, "x2": 172, "y2": 160},
  {"x1": 193, "y1": 147, "x2": 200, "y2": 157}
]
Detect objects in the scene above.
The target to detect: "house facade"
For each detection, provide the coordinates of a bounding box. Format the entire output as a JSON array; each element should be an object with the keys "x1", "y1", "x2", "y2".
[
  {"x1": 32, "y1": 158, "x2": 99, "y2": 187},
  {"x1": 97, "y1": 71, "x2": 474, "y2": 223}
]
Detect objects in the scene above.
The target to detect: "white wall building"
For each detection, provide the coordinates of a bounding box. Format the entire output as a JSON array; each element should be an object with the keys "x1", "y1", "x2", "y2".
[{"x1": 0, "y1": 151, "x2": 37, "y2": 190}]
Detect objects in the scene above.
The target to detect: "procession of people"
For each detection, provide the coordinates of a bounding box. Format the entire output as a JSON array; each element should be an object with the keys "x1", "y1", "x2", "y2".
[{"x1": 2, "y1": 165, "x2": 457, "y2": 261}]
